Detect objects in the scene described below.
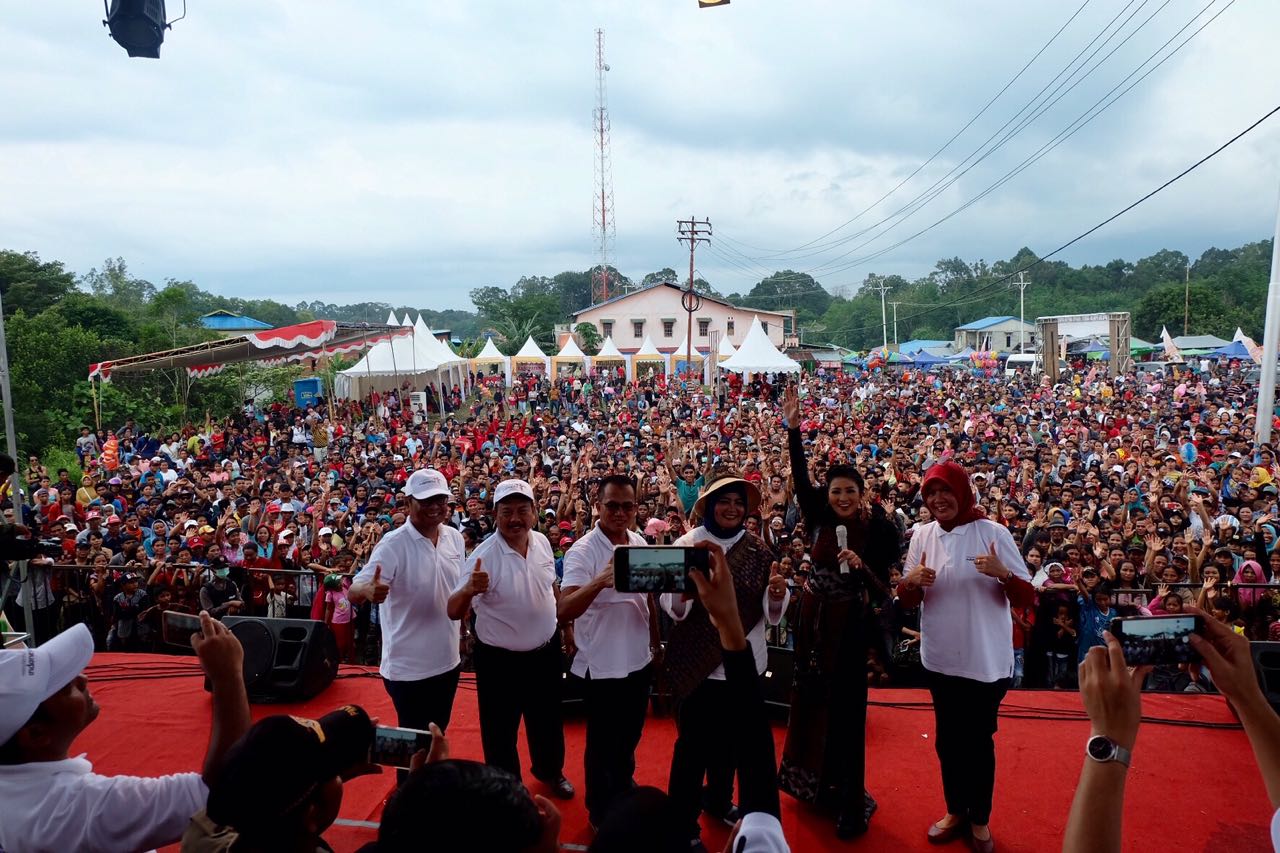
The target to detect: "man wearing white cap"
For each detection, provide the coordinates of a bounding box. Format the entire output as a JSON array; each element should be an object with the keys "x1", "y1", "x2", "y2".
[
  {"x1": 0, "y1": 615, "x2": 250, "y2": 853},
  {"x1": 448, "y1": 478, "x2": 574, "y2": 800},
  {"x1": 349, "y1": 469, "x2": 466, "y2": 757}
]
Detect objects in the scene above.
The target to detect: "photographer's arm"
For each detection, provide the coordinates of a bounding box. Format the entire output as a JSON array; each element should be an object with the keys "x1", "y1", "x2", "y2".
[{"x1": 190, "y1": 612, "x2": 250, "y2": 786}]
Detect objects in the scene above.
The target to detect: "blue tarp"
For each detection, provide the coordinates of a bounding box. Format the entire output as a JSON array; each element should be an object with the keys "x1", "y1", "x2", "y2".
[
  {"x1": 1210, "y1": 340, "x2": 1251, "y2": 359},
  {"x1": 911, "y1": 350, "x2": 949, "y2": 366}
]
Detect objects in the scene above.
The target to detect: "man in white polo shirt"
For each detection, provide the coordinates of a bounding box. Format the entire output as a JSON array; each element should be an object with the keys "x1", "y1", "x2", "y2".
[
  {"x1": 0, "y1": 614, "x2": 249, "y2": 853},
  {"x1": 558, "y1": 473, "x2": 659, "y2": 828},
  {"x1": 349, "y1": 469, "x2": 466, "y2": 756},
  {"x1": 448, "y1": 478, "x2": 574, "y2": 800}
]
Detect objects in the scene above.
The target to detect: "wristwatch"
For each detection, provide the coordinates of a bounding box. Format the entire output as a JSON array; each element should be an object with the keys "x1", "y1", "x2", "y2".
[{"x1": 1085, "y1": 734, "x2": 1131, "y2": 768}]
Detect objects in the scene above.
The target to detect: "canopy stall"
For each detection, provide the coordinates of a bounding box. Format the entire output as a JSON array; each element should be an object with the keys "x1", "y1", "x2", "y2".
[
  {"x1": 669, "y1": 342, "x2": 708, "y2": 383},
  {"x1": 716, "y1": 335, "x2": 738, "y2": 362},
  {"x1": 910, "y1": 349, "x2": 949, "y2": 368},
  {"x1": 413, "y1": 317, "x2": 470, "y2": 395},
  {"x1": 718, "y1": 317, "x2": 801, "y2": 375},
  {"x1": 552, "y1": 337, "x2": 590, "y2": 376},
  {"x1": 335, "y1": 317, "x2": 451, "y2": 405},
  {"x1": 631, "y1": 335, "x2": 666, "y2": 379},
  {"x1": 471, "y1": 337, "x2": 512, "y2": 385},
  {"x1": 591, "y1": 336, "x2": 628, "y2": 380},
  {"x1": 511, "y1": 336, "x2": 550, "y2": 375}
]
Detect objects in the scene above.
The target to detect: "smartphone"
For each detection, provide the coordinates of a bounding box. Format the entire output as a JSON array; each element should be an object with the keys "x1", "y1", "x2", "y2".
[
  {"x1": 1109, "y1": 615, "x2": 1203, "y2": 666},
  {"x1": 613, "y1": 546, "x2": 709, "y2": 595},
  {"x1": 370, "y1": 725, "x2": 433, "y2": 768},
  {"x1": 161, "y1": 610, "x2": 203, "y2": 648}
]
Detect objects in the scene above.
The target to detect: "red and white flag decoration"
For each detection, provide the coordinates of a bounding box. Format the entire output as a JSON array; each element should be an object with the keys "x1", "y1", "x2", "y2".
[
  {"x1": 88, "y1": 362, "x2": 114, "y2": 383},
  {"x1": 187, "y1": 363, "x2": 227, "y2": 380}
]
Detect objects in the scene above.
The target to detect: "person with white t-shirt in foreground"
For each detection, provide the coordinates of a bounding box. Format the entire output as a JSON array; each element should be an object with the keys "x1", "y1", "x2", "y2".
[
  {"x1": 558, "y1": 474, "x2": 662, "y2": 828},
  {"x1": 348, "y1": 469, "x2": 466, "y2": 773},
  {"x1": 448, "y1": 478, "x2": 575, "y2": 800},
  {"x1": 0, "y1": 613, "x2": 250, "y2": 853},
  {"x1": 896, "y1": 460, "x2": 1036, "y2": 853}
]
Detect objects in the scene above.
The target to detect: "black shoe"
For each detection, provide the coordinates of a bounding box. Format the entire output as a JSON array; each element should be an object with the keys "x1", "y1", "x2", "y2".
[
  {"x1": 836, "y1": 810, "x2": 869, "y2": 840},
  {"x1": 542, "y1": 775, "x2": 575, "y2": 800},
  {"x1": 703, "y1": 802, "x2": 741, "y2": 827}
]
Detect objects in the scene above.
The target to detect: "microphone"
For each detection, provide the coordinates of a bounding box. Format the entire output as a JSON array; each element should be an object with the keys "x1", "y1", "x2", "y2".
[{"x1": 836, "y1": 525, "x2": 849, "y2": 574}]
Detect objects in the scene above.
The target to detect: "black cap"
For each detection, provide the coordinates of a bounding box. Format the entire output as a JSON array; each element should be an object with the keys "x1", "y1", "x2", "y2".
[{"x1": 205, "y1": 705, "x2": 374, "y2": 833}]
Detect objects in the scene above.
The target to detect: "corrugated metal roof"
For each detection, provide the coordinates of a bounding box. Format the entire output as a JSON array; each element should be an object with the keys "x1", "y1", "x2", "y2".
[
  {"x1": 955, "y1": 315, "x2": 1022, "y2": 331},
  {"x1": 199, "y1": 310, "x2": 273, "y2": 331}
]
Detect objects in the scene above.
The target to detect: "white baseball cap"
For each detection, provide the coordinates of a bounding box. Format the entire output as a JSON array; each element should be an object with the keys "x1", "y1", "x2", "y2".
[
  {"x1": 493, "y1": 479, "x2": 535, "y2": 505},
  {"x1": 402, "y1": 469, "x2": 451, "y2": 501},
  {"x1": 0, "y1": 624, "x2": 95, "y2": 744},
  {"x1": 318, "y1": 526, "x2": 334, "y2": 536}
]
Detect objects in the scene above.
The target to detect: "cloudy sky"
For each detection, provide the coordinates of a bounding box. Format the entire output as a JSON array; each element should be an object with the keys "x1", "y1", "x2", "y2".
[{"x1": 3, "y1": 1, "x2": 1277, "y2": 311}]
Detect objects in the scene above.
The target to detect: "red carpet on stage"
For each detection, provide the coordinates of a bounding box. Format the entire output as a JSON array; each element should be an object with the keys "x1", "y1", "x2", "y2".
[{"x1": 78, "y1": 654, "x2": 1273, "y2": 852}]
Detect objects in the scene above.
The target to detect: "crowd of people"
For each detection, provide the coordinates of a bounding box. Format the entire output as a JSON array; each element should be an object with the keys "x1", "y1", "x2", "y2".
[{"x1": 2, "y1": 351, "x2": 1280, "y2": 850}]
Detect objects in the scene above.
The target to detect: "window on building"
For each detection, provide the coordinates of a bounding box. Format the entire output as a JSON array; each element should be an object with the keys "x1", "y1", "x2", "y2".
[
  {"x1": 633, "y1": 320, "x2": 644, "y2": 338},
  {"x1": 726, "y1": 319, "x2": 735, "y2": 336},
  {"x1": 1006, "y1": 334, "x2": 1013, "y2": 349},
  {"x1": 662, "y1": 320, "x2": 675, "y2": 338},
  {"x1": 601, "y1": 321, "x2": 613, "y2": 339},
  {"x1": 698, "y1": 318, "x2": 710, "y2": 337}
]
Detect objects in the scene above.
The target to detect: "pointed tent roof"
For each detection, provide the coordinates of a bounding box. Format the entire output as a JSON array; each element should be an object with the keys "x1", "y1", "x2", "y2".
[
  {"x1": 474, "y1": 337, "x2": 507, "y2": 361},
  {"x1": 633, "y1": 335, "x2": 664, "y2": 359},
  {"x1": 555, "y1": 337, "x2": 587, "y2": 359},
  {"x1": 385, "y1": 310, "x2": 399, "y2": 326},
  {"x1": 414, "y1": 317, "x2": 466, "y2": 365},
  {"x1": 513, "y1": 336, "x2": 549, "y2": 360},
  {"x1": 595, "y1": 336, "x2": 625, "y2": 360},
  {"x1": 719, "y1": 317, "x2": 801, "y2": 374},
  {"x1": 670, "y1": 340, "x2": 707, "y2": 360},
  {"x1": 717, "y1": 336, "x2": 738, "y2": 357}
]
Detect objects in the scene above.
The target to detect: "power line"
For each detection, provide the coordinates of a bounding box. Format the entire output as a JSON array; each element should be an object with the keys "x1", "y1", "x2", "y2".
[
  {"x1": 714, "y1": 0, "x2": 1096, "y2": 257},
  {"x1": 719, "y1": 0, "x2": 1154, "y2": 263},
  {"x1": 818, "y1": 101, "x2": 1280, "y2": 343}
]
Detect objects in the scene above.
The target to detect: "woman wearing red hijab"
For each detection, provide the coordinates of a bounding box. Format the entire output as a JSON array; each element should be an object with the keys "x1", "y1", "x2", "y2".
[{"x1": 896, "y1": 460, "x2": 1035, "y2": 853}]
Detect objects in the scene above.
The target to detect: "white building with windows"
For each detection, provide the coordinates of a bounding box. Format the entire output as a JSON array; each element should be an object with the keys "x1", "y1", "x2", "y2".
[
  {"x1": 954, "y1": 315, "x2": 1037, "y2": 353},
  {"x1": 572, "y1": 283, "x2": 793, "y2": 354}
]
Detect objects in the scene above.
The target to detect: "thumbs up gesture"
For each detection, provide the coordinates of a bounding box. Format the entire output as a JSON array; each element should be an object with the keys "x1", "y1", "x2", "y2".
[
  {"x1": 906, "y1": 553, "x2": 937, "y2": 589},
  {"x1": 370, "y1": 564, "x2": 391, "y2": 603},
  {"x1": 768, "y1": 570, "x2": 787, "y2": 601},
  {"x1": 974, "y1": 541, "x2": 1010, "y2": 580},
  {"x1": 467, "y1": 558, "x2": 490, "y2": 595}
]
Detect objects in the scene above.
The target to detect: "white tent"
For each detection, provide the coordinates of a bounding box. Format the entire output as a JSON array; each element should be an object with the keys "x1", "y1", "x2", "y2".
[
  {"x1": 719, "y1": 316, "x2": 801, "y2": 374},
  {"x1": 669, "y1": 341, "x2": 709, "y2": 383},
  {"x1": 717, "y1": 335, "x2": 738, "y2": 361},
  {"x1": 552, "y1": 336, "x2": 590, "y2": 375},
  {"x1": 471, "y1": 336, "x2": 511, "y2": 385},
  {"x1": 631, "y1": 334, "x2": 666, "y2": 378},
  {"x1": 592, "y1": 336, "x2": 628, "y2": 380},
  {"x1": 512, "y1": 336, "x2": 550, "y2": 374},
  {"x1": 336, "y1": 323, "x2": 447, "y2": 401},
  {"x1": 413, "y1": 317, "x2": 469, "y2": 393}
]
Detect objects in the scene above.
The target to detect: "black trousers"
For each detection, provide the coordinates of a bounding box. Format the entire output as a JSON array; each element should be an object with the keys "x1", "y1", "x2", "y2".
[
  {"x1": 474, "y1": 634, "x2": 565, "y2": 782},
  {"x1": 927, "y1": 670, "x2": 1011, "y2": 826},
  {"x1": 583, "y1": 664, "x2": 652, "y2": 822},
  {"x1": 668, "y1": 678, "x2": 736, "y2": 837},
  {"x1": 383, "y1": 666, "x2": 461, "y2": 782}
]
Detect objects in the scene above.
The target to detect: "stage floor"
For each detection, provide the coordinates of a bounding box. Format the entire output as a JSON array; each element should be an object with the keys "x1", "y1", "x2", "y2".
[{"x1": 77, "y1": 654, "x2": 1273, "y2": 852}]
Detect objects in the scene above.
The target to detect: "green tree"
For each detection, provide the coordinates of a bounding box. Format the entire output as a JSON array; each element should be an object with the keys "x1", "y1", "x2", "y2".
[
  {"x1": 80, "y1": 257, "x2": 156, "y2": 310},
  {"x1": 0, "y1": 250, "x2": 77, "y2": 317},
  {"x1": 739, "y1": 271, "x2": 831, "y2": 319},
  {"x1": 1133, "y1": 282, "x2": 1252, "y2": 340},
  {"x1": 574, "y1": 322, "x2": 602, "y2": 355}
]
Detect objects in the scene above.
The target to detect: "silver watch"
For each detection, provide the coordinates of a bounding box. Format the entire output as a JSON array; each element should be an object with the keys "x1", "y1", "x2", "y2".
[{"x1": 1085, "y1": 734, "x2": 1131, "y2": 768}]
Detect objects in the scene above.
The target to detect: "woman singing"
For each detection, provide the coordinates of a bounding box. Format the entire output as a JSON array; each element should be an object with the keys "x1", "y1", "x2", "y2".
[
  {"x1": 896, "y1": 460, "x2": 1035, "y2": 853},
  {"x1": 778, "y1": 384, "x2": 901, "y2": 840}
]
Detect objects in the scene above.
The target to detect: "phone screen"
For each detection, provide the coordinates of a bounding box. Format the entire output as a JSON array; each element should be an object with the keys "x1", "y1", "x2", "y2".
[
  {"x1": 370, "y1": 725, "x2": 432, "y2": 768},
  {"x1": 1110, "y1": 615, "x2": 1202, "y2": 665},
  {"x1": 161, "y1": 610, "x2": 203, "y2": 648},
  {"x1": 614, "y1": 546, "x2": 708, "y2": 595}
]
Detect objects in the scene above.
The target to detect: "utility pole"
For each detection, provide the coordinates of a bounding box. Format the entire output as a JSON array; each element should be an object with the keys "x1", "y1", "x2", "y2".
[
  {"x1": 0, "y1": 288, "x2": 33, "y2": 645},
  {"x1": 1012, "y1": 271, "x2": 1029, "y2": 353},
  {"x1": 890, "y1": 301, "x2": 901, "y2": 346},
  {"x1": 1183, "y1": 262, "x2": 1191, "y2": 336},
  {"x1": 676, "y1": 217, "x2": 712, "y2": 383},
  {"x1": 591, "y1": 28, "x2": 617, "y2": 305},
  {"x1": 869, "y1": 280, "x2": 890, "y2": 349}
]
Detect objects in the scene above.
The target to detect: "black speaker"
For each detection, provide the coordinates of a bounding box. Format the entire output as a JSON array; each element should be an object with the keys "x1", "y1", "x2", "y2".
[
  {"x1": 210, "y1": 617, "x2": 339, "y2": 703},
  {"x1": 763, "y1": 645, "x2": 794, "y2": 711},
  {"x1": 1251, "y1": 642, "x2": 1280, "y2": 714}
]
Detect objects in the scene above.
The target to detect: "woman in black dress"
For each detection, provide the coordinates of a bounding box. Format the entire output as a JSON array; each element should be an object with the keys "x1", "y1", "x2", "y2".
[{"x1": 778, "y1": 384, "x2": 901, "y2": 840}]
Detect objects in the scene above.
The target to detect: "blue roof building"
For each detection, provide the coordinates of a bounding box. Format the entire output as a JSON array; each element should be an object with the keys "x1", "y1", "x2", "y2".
[
  {"x1": 953, "y1": 315, "x2": 1036, "y2": 353},
  {"x1": 199, "y1": 310, "x2": 274, "y2": 335},
  {"x1": 897, "y1": 338, "x2": 952, "y2": 356}
]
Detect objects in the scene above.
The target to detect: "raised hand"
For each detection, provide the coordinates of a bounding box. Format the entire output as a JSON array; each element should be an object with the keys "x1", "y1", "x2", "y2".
[
  {"x1": 768, "y1": 569, "x2": 787, "y2": 600},
  {"x1": 370, "y1": 564, "x2": 390, "y2": 604},
  {"x1": 782, "y1": 384, "x2": 800, "y2": 428},
  {"x1": 974, "y1": 541, "x2": 1009, "y2": 580},
  {"x1": 468, "y1": 559, "x2": 490, "y2": 595}
]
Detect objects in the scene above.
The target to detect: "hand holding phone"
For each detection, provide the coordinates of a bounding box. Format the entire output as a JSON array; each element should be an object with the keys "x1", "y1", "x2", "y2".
[
  {"x1": 1108, "y1": 614, "x2": 1203, "y2": 666},
  {"x1": 613, "y1": 546, "x2": 709, "y2": 595},
  {"x1": 369, "y1": 725, "x2": 433, "y2": 769}
]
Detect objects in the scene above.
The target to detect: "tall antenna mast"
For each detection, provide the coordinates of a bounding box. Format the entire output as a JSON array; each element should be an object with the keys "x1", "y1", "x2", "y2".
[{"x1": 592, "y1": 28, "x2": 616, "y2": 305}]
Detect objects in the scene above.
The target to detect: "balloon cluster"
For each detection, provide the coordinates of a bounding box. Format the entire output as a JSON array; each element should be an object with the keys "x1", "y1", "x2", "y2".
[{"x1": 970, "y1": 350, "x2": 999, "y2": 370}]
